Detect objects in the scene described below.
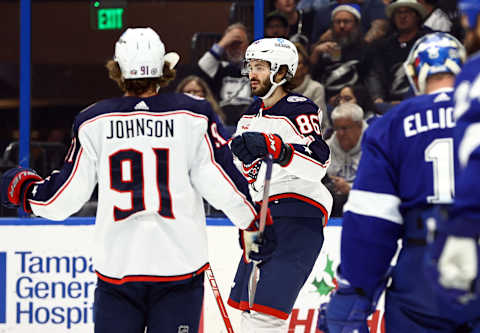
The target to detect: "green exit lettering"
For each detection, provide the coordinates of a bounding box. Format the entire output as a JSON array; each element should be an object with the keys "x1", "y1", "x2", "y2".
[{"x1": 97, "y1": 8, "x2": 124, "y2": 30}]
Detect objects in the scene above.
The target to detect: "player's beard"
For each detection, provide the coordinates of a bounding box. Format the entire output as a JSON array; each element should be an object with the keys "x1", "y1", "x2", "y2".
[
  {"x1": 251, "y1": 77, "x2": 272, "y2": 97},
  {"x1": 464, "y1": 30, "x2": 480, "y2": 56}
]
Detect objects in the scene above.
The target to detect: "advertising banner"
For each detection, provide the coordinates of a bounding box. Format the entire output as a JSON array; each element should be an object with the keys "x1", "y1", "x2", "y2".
[
  {"x1": 0, "y1": 224, "x2": 96, "y2": 332},
  {"x1": 0, "y1": 218, "x2": 384, "y2": 333}
]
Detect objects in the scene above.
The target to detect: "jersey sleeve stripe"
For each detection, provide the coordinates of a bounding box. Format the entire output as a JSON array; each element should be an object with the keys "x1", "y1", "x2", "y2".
[
  {"x1": 293, "y1": 150, "x2": 329, "y2": 168},
  {"x1": 204, "y1": 134, "x2": 256, "y2": 216},
  {"x1": 227, "y1": 298, "x2": 289, "y2": 320},
  {"x1": 343, "y1": 189, "x2": 403, "y2": 225},
  {"x1": 459, "y1": 123, "x2": 480, "y2": 167},
  {"x1": 29, "y1": 148, "x2": 84, "y2": 207},
  {"x1": 96, "y1": 263, "x2": 210, "y2": 284}
]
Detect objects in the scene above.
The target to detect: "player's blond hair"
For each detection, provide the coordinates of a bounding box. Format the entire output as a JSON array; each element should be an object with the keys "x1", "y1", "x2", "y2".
[{"x1": 106, "y1": 60, "x2": 176, "y2": 95}]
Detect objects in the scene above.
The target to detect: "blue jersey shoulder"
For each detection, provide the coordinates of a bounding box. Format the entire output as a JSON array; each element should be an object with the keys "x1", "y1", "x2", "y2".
[
  {"x1": 73, "y1": 92, "x2": 214, "y2": 131},
  {"x1": 365, "y1": 91, "x2": 454, "y2": 144},
  {"x1": 454, "y1": 55, "x2": 480, "y2": 124},
  {"x1": 243, "y1": 93, "x2": 318, "y2": 118},
  {"x1": 275, "y1": 93, "x2": 319, "y2": 116},
  {"x1": 358, "y1": 90, "x2": 455, "y2": 210},
  {"x1": 456, "y1": 52, "x2": 480, "y2": 86}
]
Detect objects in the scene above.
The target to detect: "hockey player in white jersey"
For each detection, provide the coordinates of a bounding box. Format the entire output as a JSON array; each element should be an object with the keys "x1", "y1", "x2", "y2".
[
  {"x1": 425, "y1": 0, "x2": 480, "y2": 310},
  {"x1": 227, "y1": 38, "x2": 333, "y2": 332},
  {"x1": 0, "y1": 28, "x2": 274, "y2": 333},
  {"x1": 323, "y1": 32, "x2": 480, "y2": 332}
]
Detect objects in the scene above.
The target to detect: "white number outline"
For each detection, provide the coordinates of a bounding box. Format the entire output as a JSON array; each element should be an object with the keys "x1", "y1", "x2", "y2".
[{"x1": 425, "y1": 138, "x2": 455, "y2": 204}]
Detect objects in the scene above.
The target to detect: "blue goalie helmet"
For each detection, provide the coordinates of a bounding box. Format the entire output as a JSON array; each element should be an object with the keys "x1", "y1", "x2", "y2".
[
  {"x1": 459, "y1": 0, "x2": 480, "y2": 29},
  {"x1": 404, "y1": 32, "x2": 466, "y2": 95}
]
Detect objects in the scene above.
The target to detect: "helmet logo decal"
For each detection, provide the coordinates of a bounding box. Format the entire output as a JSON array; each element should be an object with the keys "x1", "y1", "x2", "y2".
[{"x1": 427, "y1": 47, "x2": 439, "y2": 59}]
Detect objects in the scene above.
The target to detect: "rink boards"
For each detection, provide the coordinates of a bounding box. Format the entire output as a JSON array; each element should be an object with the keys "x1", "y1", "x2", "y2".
[{"x1": 0, "y1": 217, "x2": 385, "y2": 333}]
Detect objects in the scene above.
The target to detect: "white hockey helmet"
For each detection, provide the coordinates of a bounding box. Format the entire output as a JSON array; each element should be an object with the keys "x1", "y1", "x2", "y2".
[
  {"x1": 243, "y1": 38, "x2": 298, "y2": 99},
  {"x1": 244, "y1": 37, "x2": 299, "y2": 80},
  {"x1": 114, "y1": 27, "x2": 179, "y2": 80},
  {"x1": 404, "y1": 32, "x2": 466, "y2": 95}
]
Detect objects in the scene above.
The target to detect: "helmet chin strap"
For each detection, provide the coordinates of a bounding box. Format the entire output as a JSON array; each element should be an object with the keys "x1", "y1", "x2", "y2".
[{"x1": 259, "y1": 70, "x2": 287, "y2": 100}]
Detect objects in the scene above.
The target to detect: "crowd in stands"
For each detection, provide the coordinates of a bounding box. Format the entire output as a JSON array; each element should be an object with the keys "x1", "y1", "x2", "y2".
[
  {"x1": 189, "y1": 0, "x2": 464, "y2": 216},
  {"x1": 1, "y1": 0, "x2": 466, "y2": 217}
]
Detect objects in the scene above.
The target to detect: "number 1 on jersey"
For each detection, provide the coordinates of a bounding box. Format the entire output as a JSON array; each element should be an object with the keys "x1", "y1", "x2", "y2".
[{"x1": 425, "y1": 138, "x2": 455, "y2": 204}]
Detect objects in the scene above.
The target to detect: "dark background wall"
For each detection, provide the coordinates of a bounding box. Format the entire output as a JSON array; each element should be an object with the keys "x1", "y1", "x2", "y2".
[
  {"x1": 0, "y1": 0, "x2": 254, "y2": 148},
  {"x1": 2, "y1": 1, "x2": 234, "y2": 64},
  {"x1": 0, "y1": 0, "x2": 243, "y2": 104}
]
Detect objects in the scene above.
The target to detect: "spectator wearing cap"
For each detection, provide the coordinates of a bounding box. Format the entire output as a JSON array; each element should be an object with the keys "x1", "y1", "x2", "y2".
[
  {"x1": 367, "y1": 0, "x2": 430, "y2": 108},
  {"x1": 310, "y1": 3, "x2": 377, "y2": 104},
  {"x1": 265, "y1": 10, "x2": 290, "y2": 38},
  {"x1": 311, "y1": 0, "x2": 389, "y2": 45},
  {"x1": 273, "y1": 0, "x2": 315, "y2": 45}
]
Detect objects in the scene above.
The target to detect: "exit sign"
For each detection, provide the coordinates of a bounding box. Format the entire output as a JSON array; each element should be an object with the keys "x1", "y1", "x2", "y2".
[
  {"x1": 98, "y1": 8, "x2": 124, "y2": 30},
  {"x1": 90, "y1": 0, "x2": 127, "y2": 31}
]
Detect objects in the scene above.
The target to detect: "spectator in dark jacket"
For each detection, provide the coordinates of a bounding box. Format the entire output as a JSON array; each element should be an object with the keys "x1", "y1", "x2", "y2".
[
  {"x1": 273, "y1": 0, "x2": 316, "y2": 45},
  {"x1": 310, "y1": 4, "x2": 376, "y2": 104},
  {"x1": 368, "y1": 0, "x2": 430, "y2": 108},
  {"x1": 197, "y1": 23, "x2": 252, "y2": 126},
  {"x1": 311, "y1": 0, "x2": 389, "y2": 45}
]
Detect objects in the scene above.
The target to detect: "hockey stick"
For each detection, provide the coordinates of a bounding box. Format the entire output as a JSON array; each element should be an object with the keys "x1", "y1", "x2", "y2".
[
  {"x1": 205, "y1": 266, "x2": 235, "y2": 333},
  {"x1": 248, "y1": 154, "x2": 274, "y2": 308}
]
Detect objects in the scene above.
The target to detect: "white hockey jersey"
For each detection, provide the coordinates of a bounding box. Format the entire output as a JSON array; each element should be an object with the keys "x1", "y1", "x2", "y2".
[
  {"x1": 234, "y1": 93, "x2": 333, "y2": 220},
  {"x1": 27, "y1": 92, "x2": 257, "y2": 284}
]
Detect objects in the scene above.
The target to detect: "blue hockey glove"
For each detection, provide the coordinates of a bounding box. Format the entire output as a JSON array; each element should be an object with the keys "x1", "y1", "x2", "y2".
[
  {"x1": 316, "y1": 302, "x2": 330, "y2": 332},
  {"x1": 326, "y1": 288, "x2": 371, "y2": 333},
  {"x1": 326, "y1": 267, "x2": 384, "y2": 333},
  {"x1": 231, "y1": 132, "x2": 293, "y2": 166},
  {"x1": 424, "y1": 207, "x2": 480, "y2": 305},
  {"x1": 240, "y1": 208, "x2": 276, "y2": 264},
  {"x1": 1, "y1": 167, "x2": 42, "y2": 213}
]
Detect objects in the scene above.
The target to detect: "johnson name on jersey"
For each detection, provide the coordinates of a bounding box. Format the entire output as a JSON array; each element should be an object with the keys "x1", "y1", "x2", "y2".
[
  {"x1": 340, "y1": 89, "x2": 456, "y2": 297},
  {"x1": 234, "y1": 92, "x2": 333, "y2": 221},
  {"x1": 27, "y1": 92, "x2": 256, "y2": 284}
]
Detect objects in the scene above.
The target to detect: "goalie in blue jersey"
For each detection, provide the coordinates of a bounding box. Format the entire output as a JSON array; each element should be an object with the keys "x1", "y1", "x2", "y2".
[{"x1": 321, "y1": 31, "x2": 480, "y2": 332}]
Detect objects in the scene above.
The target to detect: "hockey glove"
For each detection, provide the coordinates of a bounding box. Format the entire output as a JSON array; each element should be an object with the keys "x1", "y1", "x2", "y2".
[
  {"x1": 1, "y1": 167, "x2": 42, "y2": 213},
  {"x1": 326, "y1": 267, "x2": 384, "y2": 333},
  {"x1": 316, "y1": 302, "x2": 330, "y2": 333},
  {"x1": 424, "y1": 208, "x2": 480, "y2": 305},
  {"x1": 231, "y1": 132, "x2": 293, "y2": 166},
  {"x1": 240, "y1": 208, "x2": 276, "y2": 264}
]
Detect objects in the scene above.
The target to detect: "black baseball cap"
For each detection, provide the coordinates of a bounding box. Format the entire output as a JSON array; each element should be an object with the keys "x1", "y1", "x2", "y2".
[{"x1": 265, "y1": 10, "x2": 289, "y2": 27}]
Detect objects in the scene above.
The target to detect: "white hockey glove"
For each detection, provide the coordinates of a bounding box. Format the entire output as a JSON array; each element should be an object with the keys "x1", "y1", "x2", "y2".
[
  {"x1": 424, "y1": 208, "x2": 480, "y2": 305},
  {"x1": 438, "y1": 236, "x2": 478, "y2": 293}
]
